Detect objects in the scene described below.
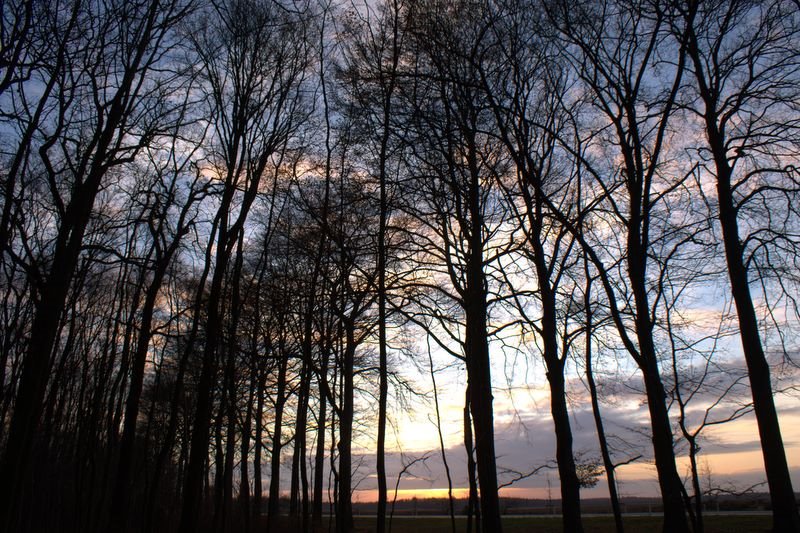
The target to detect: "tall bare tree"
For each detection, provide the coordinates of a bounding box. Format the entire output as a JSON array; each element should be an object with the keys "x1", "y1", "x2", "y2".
[
  {"x1": 339, "y1": 1, "x2": 408, "y2": 530},
  {"x1": 674, "y1": 1, "x2": 800, "y2": 529},
  {"x1": 478, "y1": 4, "x2": 591, "y2": 529},
  {"x1": 541, "y1": 1, "x2": 694, "y2": 529},
  {"x1": 394, "y1": 2, "x2": 510, "y2": 529},
  {"x1": 0, "y1": 1, "x2": 193, "y2": 527},
  {"x1": 177, "y1": 1, "x2": 310, "y2": 530}
]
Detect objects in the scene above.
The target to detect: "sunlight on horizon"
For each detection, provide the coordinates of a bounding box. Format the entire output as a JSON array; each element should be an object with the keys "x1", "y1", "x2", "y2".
[{"x1": 351, "y1": 366, "x2": 800, "y2": 501}]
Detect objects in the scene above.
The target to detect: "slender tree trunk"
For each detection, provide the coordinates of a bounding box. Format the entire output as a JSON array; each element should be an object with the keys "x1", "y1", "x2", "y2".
[
  {"x1": 428, "y1": 341, "x2": 456, "y2": 533},
  {"x1": 584, "y1": 273, "x2": 624, "y2": 533},
  {"x1": 532, "y1": 213, "x2": 583, "y2": 532},
  {"x1": 547, "y1": 366, "x2": 582, "y2": 532},
  {"x1": 301, "y1": 400, "x2": 311, "y2": 529},
  {"x1": 147, "y1": 233, "x2": 217, "y2": 532},
  {"x1": 375, "y1": 7, "x2": 401, "y2": 525},
  {"x1": 686, "y1": 437, "x2": 704, "y2": 533},
  {"x1": 465, "y1": 310, "x2": 502, "y2": 533},
  {"x1": 249, "y1": 253, "x2": 269, "y2": 531},
  {"x1": 628, "y1": 201, "x2": 690, "y2": 532},
  {"x1": 289, "y1": 361, "x2": 310, "y2": 530},
  {"x1": 219, "y1": 361, "x2": 238, "y2": 533},
  {"x1": 253, "y1": 371, "x2": 266, "y2": 529},
  {"x1": 465, "y1": 153, "x2": 502, "y2": 531},
  {"x1": 337, "y1": 331, "x2": 356, "y2": 533},
  {"x1": 464, "y1": 389, "x2": 479, "y2": 533},
  {"x1": 639, "y1": 352, "x2": 689, "y2": 531},
  {"x1": 266, "y1": 351, "x2": 288, "y2": 533},
  {"x1": 376, "y1": 176, "x2": 389, "y2": 533},
  {"x1": 220, "y1": 236, "x2": 245, "y2": 533},
  {"x1": 328, "y1": 369, "x2": 339, "y2": 522},
  {"x1": 180, "y1": 253, "x2": 228, "y2": 533},
  {"x1": 212, "y1": 371, "x2": 228, "y2": 532},
  {"x1": 311, "y1": 395, "x2": 327, "y2": 529},
  {"x1": 717, "y1": 164, "x2": 800, "y2": 532},
  {"x1": 240, "y1": 375, "x2": 255, "y2": 533},
  {"x1": 108, "y1": 259, "x2": 170, "y2": 532},
  {"x1": 312, "y1": 350, "x2": 329, "y2": 529},
  {"x1": 692, "y1": 76, "x2": 800, "y2": 529}
]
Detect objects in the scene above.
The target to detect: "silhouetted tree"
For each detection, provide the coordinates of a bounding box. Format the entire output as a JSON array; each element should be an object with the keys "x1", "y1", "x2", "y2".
[
  {"x1": 177, "y1": 1, "x2": 311, "y2": 531},
  {"x1": 673, "y1": 1, "x2": 800, "y2": 529},
  {"x1": 0, "y1": 1, "x2": 194, "y2": 528}
]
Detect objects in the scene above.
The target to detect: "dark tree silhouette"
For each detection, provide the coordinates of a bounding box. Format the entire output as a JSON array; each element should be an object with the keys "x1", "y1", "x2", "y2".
[
  {"x1": 674, "y1": 1, "x2": 800, "y2": 529},
  {"x1": 177, "y1": 2, "x2": 310, "y2": 531},
  {"x1": 0, "y1": 1, "x2": 193, "y2": 528}
]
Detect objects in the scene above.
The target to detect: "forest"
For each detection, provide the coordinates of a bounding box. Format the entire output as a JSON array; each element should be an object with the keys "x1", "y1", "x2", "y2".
[{"x1": 1, "y1": 0, "x2": 799, "y2": 532}]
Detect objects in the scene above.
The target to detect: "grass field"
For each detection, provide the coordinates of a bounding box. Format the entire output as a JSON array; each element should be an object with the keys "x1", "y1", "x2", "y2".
[{"x1": 348, "y1": 514, "x2": 773, "y2": 532}]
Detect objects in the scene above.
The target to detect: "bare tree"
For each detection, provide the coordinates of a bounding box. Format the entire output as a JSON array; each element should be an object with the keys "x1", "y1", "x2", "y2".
[
  {"x1": 0, "y1": 0, "x2": 194, "y2": 527},
  {"x1": 539, "y1": 1, "x2": 696, "y2": 528},
  {"x1": 392, "y1": 2, "x2": 511, "y2": 529},
  {"x1": 177, "y1": 1, "x2": 311, "y2": 530},
  {"x1": 108, "y1": 118, "x2": 210, "y2": 532},
  {"x1": 673, "y1": 1, "x2": 800, "y2": 529},
  {"x1": 338, "y1": 1, "x2": 408, "y2": 530},
  {"x1": 478, "y1": 3, "x2": 593, "y2": 529},
  {"x1": 2, "y1": 2, "x2": 799, "y2": 532}
]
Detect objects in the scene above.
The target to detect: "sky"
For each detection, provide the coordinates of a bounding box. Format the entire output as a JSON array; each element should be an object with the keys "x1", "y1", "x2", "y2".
[
  {"x1": 268, "y1": 278, "x2": 800, "y2": 503},
  {"x1": 336, "y1": 328, "x2": 800, "y2": 502},
  {"x1": 344, "y1": 367, "x2": 800, "y2": 502}
]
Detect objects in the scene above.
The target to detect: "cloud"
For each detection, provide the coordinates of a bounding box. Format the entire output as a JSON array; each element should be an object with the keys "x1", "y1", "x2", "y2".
[
  {"x1": 342, "y1": 390, "x2": 800, "y2": 499},
  {"x1": 260, "y1": 352, "x2": 800, "y2": 501}
]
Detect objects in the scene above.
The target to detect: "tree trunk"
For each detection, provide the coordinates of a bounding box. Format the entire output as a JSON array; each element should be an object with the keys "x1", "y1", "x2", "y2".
[
  {"x1": 628, "y1": 196, "x2": 690, "y2": 532},
  {"x1": 266, "y1": 352, "x2": 288, "y2": 533},
  {"x1": 547, "y1": 367, "x2": 583, "y2": 532},
  {"x1": 639, "y1": 352, "x2": 689, "y2": 532},
  {"x1": 312, "y1": 351, "x2": 329, "y2": 529},
  {"x1": 714, "y1": 151, "x2": 800, "y2": 532},
  {"x1": 466, "y1": 336, "x2": 502, "y2": 532},
  {"x1": 429, "y1": 342, "x2": 456, "y2": 533},
  {"x1": 240, "y1": 375, "x2": 255, "y2": 532},
  {"x1": 584, "y1": 285, "x2": 624, "y2": 533},
  {"x1": 180, "y1": 258, "x2": 227, "y2": 533},
  {"x1": 220, "y1": 359, "x2": 238, "y2": 533},
  {"x1": 337, "y1": 331, "x2": 356, "y2": 533},
  {"x1": 289, "y1": 361, "x2": 310, "y2": 531},
  {"x1": 533, "y1": 210, "x2": 583, "y2": 533},
  {"x1": 464, "y1": 390, "x2": 479, "y2": 533},
  {"x1": 678, "y1": 12, "x2": 800, "y2": 529},
  {"x1": 253, "y1": 371, "x2": 266, "y2": 529},
  {"x1": 464, "y1": 167, "x2": 502, "y2": 532},
  {"x1": 687, "y1": 437, "x2": 704, "y2": 533},
  {"x1": 462, "y1": 116, "x2": 502, "y2": 532},
  {"x1": 108, "y1": 257, "x2": 170, "y2": 532},
  {"x1": 212, "y1": 374, "x2": 228, "y2": 532}
]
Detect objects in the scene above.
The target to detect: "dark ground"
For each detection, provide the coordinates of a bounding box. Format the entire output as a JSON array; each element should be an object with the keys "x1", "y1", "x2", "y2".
[
  {"x1": 266, "y1": 514, "x2": 773, "y2": 532},
  {"x1": 359, "y1": 515, "x2": 772, "y2": 532}
]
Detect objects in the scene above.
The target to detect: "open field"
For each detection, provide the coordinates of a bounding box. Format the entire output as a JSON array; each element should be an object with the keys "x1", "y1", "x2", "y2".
[{"x1": 347, "y1": 514, "x2": 773, "y2": 533}]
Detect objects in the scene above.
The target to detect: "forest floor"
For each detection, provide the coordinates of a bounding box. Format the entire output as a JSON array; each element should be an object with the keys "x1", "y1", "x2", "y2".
[{"x1": 348, "y1": 514, "x2": 773, "y2": 532}]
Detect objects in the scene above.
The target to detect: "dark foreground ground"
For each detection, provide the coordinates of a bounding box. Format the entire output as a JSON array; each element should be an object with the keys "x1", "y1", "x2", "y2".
[
  {"x1": 362, "y1": 515, "x2": 771, "y2": 533},
  {"x1": 268, "y1": 514, "x2": 773, "y2": 532}
]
